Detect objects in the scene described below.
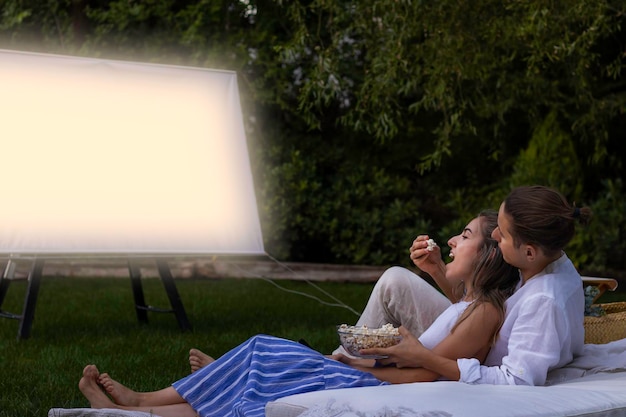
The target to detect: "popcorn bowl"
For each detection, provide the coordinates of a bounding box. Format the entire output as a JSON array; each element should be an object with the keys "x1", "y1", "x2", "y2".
[{"x1": 336, "y1": 324, "x2": 402, "y2": 358}]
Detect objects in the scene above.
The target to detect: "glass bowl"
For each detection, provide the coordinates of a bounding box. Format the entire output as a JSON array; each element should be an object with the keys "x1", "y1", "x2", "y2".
[{"x1": 336, "y1": 324, "x2": 402, "y2": 358}]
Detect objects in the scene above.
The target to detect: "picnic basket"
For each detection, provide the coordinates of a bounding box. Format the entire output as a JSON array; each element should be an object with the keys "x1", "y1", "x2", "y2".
[{"x1": 584, "y1": 301, "x2": 626, "y2": 344}]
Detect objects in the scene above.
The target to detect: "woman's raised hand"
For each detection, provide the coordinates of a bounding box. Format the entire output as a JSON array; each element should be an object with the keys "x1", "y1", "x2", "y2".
[{"x1": 409, "y1": 235, "x2": 440, "y2": 275}]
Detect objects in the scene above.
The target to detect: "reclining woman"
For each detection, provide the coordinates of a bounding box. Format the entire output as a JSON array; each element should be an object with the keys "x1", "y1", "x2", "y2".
[{"x1": 79, "y1": 209, "x2": 520, "y2": 417}]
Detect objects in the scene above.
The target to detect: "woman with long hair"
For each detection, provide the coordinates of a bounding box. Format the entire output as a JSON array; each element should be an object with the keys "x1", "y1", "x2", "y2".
[{"x1": 78, "y1": 209, "x2": 519, "y2": 417}]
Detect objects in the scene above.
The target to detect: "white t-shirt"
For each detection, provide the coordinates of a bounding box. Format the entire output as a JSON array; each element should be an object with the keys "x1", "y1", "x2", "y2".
[
  {"x1": 419, "y1": 300, "x2": 472, "y2": 349},
  {"x1": 458, "y1": 253, "x2": 585, "y2": 385}
]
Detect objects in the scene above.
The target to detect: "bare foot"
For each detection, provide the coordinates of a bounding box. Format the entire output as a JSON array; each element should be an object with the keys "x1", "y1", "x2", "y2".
[
  {"x1": 98, "y1": 372, "x2": 140, "y2": 406},
  {"x1": 79, "y1": 365, "x2": 117, "y2": 409},
  {"x1": 189, "y1": 348, "x2": 215, "y2": 372}
]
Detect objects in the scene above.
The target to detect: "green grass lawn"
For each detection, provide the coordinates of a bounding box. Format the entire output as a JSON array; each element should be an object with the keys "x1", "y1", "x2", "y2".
[
  {"x1": 0, "y1": 277, "x2": 374, "y2": 417},
  {"x1": 1, "y1": 276, "x2": 624, "y2": 417}
]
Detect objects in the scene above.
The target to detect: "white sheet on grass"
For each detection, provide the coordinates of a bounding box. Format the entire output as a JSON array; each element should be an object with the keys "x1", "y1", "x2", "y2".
[
  {"x1": 0, "y1": 49, "x2": 264, "y2": 256},
  {"x1": 48, "y1": 409, "x2": 156, "y2": 417}
]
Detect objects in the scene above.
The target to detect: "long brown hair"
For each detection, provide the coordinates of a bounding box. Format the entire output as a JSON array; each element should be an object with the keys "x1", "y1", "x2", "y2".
[{"x1": 451, "y1": 210, "x2": 520, "y2": 344}]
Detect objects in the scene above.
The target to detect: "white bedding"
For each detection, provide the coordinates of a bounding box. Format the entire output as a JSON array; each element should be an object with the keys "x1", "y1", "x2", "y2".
[
  {"x1": 49, "y1": 340, "x2": 626, "y2": 417},
  {"x1": 266, "y1": 372, "x2": 626, "y2": 417},
  {"x1": 48, "y1": 409, "x2": 155, "y2": 417},
  {"x1": 266, "y1": 339, "x2": 626, "y2": 417}
]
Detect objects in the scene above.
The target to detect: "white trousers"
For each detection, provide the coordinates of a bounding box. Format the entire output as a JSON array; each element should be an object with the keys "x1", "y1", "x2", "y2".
[{"x1": 334, "y1": 266, "x2": 451, "y2": 355}]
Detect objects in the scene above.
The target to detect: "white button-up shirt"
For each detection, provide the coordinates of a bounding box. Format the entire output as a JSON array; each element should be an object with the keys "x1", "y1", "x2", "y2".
[{"x1": 458, "y1": 254, "x2": 585, "y2": 385}]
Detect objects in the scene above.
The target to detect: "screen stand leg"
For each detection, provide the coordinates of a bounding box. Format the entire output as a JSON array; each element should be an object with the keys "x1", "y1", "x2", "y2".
[
  {"x1": 0, "y1": 260, "x2": 19, "y2": 320},
  {"x1": 18, "y1": 258, "x2": 45, "y2": 340},
  {"x1": 0, "y1": 260, "x2": 14, "y2": 313},
  {"x1": 156, "y1": 259, "x2": 192, "y2": 331},
  {"x1": 0, "y1": 258, "x2": 45, "y2": 340},
  {"x1": 128, "y1": 259, "x2": 149, "y2": 324},
  {"x1": 127, "y1": 258, "x2": 192, "y2": 331}
]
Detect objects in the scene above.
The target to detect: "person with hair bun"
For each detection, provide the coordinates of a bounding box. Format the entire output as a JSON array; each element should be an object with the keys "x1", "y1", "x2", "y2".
[{"x1": 366, "y1": 185, "x2": 591, "y2": 386}]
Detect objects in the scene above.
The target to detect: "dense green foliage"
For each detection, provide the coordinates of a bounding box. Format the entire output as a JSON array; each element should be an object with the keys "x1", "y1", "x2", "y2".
[
  {"x1": 1, "y1": 1, "x2": 625, "y2": 273},
  {"x1": 0, "y1": 277, "x2": 374, "y2": 417}
]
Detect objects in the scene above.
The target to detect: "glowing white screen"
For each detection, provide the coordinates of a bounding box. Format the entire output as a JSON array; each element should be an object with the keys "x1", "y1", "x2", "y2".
[{"x1": 0, "y1": 49, "x2": 264, "y2": 255}]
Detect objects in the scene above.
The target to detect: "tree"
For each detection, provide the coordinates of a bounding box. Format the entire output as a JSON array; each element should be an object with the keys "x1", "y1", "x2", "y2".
[
  {"x1": 277, "y1": 1, "x2": 625, "y2": 174},
  {"x1": 2, "y1": 1, "x2": 625, "y2": 271}
]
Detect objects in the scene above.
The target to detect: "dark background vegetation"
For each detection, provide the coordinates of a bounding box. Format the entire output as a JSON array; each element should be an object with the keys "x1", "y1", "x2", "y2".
[{"x1": 1, "y1": 0, "x2": 625, "y2": 276}]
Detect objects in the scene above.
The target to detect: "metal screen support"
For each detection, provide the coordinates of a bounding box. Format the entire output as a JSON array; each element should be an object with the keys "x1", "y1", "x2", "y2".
[
  {"x1": 0, "y1": 260, "x2": 19, "y2": 320},
  {"x1": 18, "y1": 258, "x2": 45, "y2": 340},
  {"x1": 0, "y1": 258, "x2": 191, "y2": 339},
  {"x1": 0, "y1": 258, "x2": 45, "y2": 339},
  {"x1": 128, "y1": 259, "x2": 149, "y2": 324},
  {"x1": 156, "y1": 259, "x2": 192, "y2": 331},
  {"x1": 127, "y1": 258, "x2": 192, "y2": 331}
]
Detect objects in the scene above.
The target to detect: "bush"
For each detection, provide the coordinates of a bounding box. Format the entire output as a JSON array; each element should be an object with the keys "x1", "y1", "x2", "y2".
[{"x1": 567, "y1": 179, "x2": 626, "y2": 274}]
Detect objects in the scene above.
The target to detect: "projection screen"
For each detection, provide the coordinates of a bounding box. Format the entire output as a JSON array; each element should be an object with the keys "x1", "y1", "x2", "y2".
[{"x1": 0, "y1": 49, "x2": 265, "y2": 256}]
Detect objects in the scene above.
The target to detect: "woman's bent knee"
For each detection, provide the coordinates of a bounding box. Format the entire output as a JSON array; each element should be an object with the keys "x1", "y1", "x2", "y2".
[{"x1": 376, "y1": 266, "x2": 424, "y2": 291}]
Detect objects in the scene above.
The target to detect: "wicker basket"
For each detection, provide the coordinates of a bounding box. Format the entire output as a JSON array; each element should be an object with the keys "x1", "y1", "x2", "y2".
[{"x1": 584, "y1": 301, "x2": 626, "y2": 344}]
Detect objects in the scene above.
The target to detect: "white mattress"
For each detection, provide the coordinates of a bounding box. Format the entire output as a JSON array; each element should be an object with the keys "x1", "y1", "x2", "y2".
[
  {"x1": 48, "y1": 340, "x2": 626, "y2": 417},
  {"x1": 265, "y1": 371, "x2": 626, "y2": 417}
]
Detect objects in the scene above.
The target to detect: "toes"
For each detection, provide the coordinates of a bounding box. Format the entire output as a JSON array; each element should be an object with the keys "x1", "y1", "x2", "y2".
[{"x1": 83, "y1": 365, "x2": 100, "y2": 378}]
